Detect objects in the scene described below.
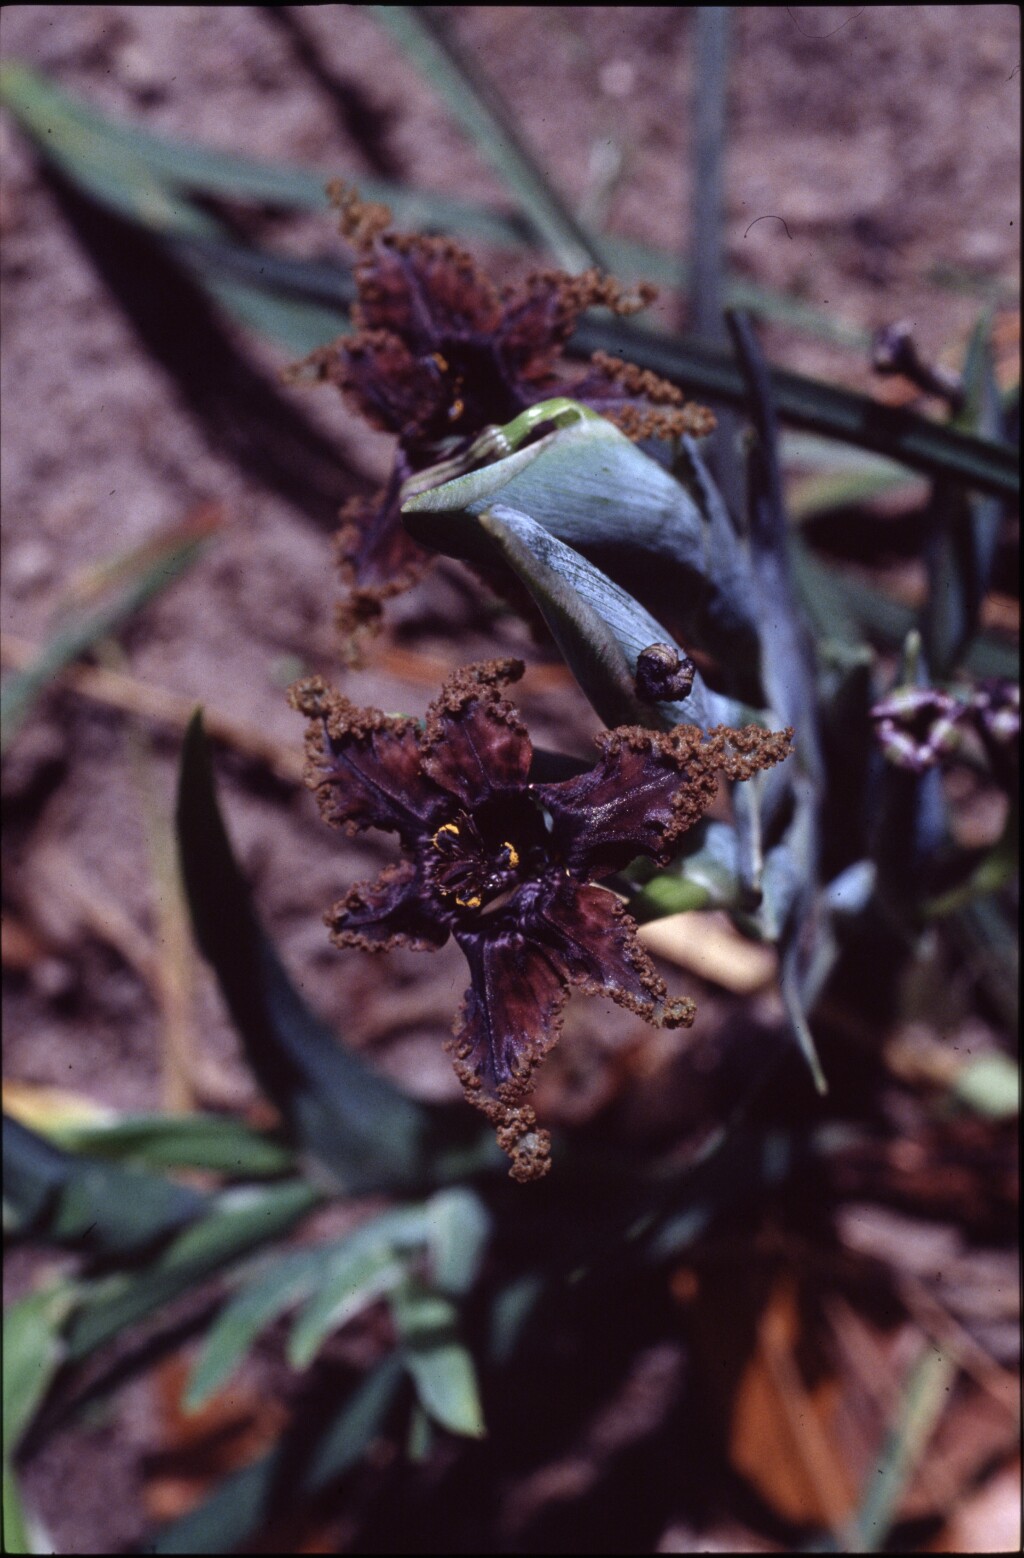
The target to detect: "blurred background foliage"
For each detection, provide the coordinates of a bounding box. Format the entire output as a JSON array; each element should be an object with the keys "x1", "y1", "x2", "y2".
[{"x1": 1, "y1": 7, "x2": 1019, "y2": 1554}]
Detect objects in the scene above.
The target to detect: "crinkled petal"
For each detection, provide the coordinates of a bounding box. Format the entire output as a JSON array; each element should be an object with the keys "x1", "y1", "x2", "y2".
[
  {"x1": 450, "y1": 926, "x2": 567, "y2": 1099},
  {"x1": 338, "y1": 329, "x2": 447, "y2": 441},
  {"x1": 533, "y1": 880, "x2": 695, "y2": 1028},
  {"x1": 422, "y1": 659, "x2": 533, "y2": 808},
  {"x1": 354, "y1": 235, "x2": 503, "y2": 346},
  {"x1": 335, "y1": 458, "x2": 427, "y2": 598},
  {"x1": 493, "y1": 273, "x2": 579, "y2": 384},
  {"x1": 325, "y1": 862, "x2": 448, "y2": 953},
  {"x1": 288, "y1": 677, "x2": 444, "y2": 843},
  {"x1": 535, "y1": 723, "x2": 792, "y2": 880}
]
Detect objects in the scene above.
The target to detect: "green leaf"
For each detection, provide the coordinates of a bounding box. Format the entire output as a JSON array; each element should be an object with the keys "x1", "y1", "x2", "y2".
[
  {"x1": 787, "y1": 461, "x2": 926, "y2": 523},
  {"x1": 390, "y1": 1280, "x2": 485, "y2": 1438},
  {"x1": 65, "y1": 1181, "x2": 317, "y2": 1361},
  {"x1": 3, "y1": 1283, "x2": 75, "y2": 1555},
  {"x1": 425, "y1": 1188, "x2": 491, "y2": 1297},
  {"x1": 2, "y1": 1462, "x2": 33, "y2": 1555},
  {"x1": 175, "y1": 713, "x2": 430, "y2": 1193},
  {"x1": 369, "y1": 6, "x2": 607, "y2": 273},
  {"x1": 846, "y1": 1345, "x2": 955, "y2": 1552},
  {"x1": 2, "y1": 1286, "x2": 75, "y2": 1462},
  {"x1": 569, "y1": 316, "x2": 1018, "y2": 501},
  {"x1": 6, "y1": 59, "x2": 1007, "y2": 492},
  {"x1": 922, "y1": 314, "x2": 1006, "y2": 677},
  {"x1": 285, "y1": 1207, "x2": 429, "y2": 1370},
  {"x1": 49, "y1": 1113, "x2": 294, "y2": 1179},
  {"x1": 0, "y1": 519, "x2": 212, "y2": 753},
  {"x1": 288, "y1": 1252, "x2": 405, "y2": 1371},
  {"x1": 185, "y1": 1247, "x2": 327, "y2": 1411},
  {"x1": 151, "y1": 1354, "x2": 404, "y2": 1554},
  {"x1": 688, "y1": 7, "x2": 730, "y2": 340},
  {"x1": 791, "y1": 541, "x2": 1017, "y2": 680},
  {"x1": 3, "y1": 1115, "x2": 206, "y2": 1255},
  {"x1": 628, "y1": 821, "x2": 752, "y2": 920}
]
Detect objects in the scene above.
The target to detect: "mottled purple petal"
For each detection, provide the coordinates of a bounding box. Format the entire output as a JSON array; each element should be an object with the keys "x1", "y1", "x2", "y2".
[
  {"x1": 422, "y1": 660, "x2": 533, "y2": 808},
  {"x1": 325, "y1": 862, "x2": 448, "y2": 953},
  {"x1": 535, "y1": 724, "x2": 792, "y2": 879},
  {"x1": 288, "y1": 677, "x2": 444, "y2": 843},
  {"x1": 532, "y1": 881, "x2": 695, "y2": 1028}
]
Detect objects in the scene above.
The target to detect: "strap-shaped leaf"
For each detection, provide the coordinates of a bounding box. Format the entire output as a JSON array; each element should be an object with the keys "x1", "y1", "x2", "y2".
[
  {"x1": 287, "y1": 1207, "x2": 430, "y2": 1370},
  {"x1": 370, "y1": 6, "x2": 607, "y2": 272},
  {"x1": 186, "y1": 1247, "x2": 329, "y2": 1412},
  {"x1": 1, "y1": 516, "x2": 212, "y2": 753},
  {"x1": 0, "y1": 61, "x2": 874, "y2": 348},
  {"x1": 390, "y1": 1279, "x2": 486, "y2": 1438},
  {"x1": 49, "y1": 1113, "x2": 293, "y2": 1179},
  {"x1": 791, "y1": 540, "x2": 1016, "y2": 679},
  {"x1": 3, "y1": 1114, "x2": 205, "y2": 1256},
  {"x1": 3, "y1": 1284, "x2": 74, "y2": 1556},
  {"x1": 176, "y1": 712, "x2": 430, "y2": 1192},
  {"x1": 3, "y1": 1285, "x2": 75, "y2": 1462},
  {"x1": 570, "y1": 315, "x2": 1018, "y2": 501},
  {"x1": 425, "y1": 1188, "x2": 491, "y2": 1297},
  {"x1": 65, "y1": 1181, "x2": 317, "y2": 1361},
  {"x1": 151, "y1": 1353, "x2": 404, "y2": 1554},
  {"x1": 922, "y1": 313, "x2": 1007, "y2": 678}
]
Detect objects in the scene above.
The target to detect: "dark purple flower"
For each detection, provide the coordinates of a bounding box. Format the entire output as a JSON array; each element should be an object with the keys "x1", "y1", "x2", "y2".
[
  {"x1": 294, "y1": 188, "x2": 715, "y2": 647},
  {"x1": 290, "y1": 659, "x2": 792, "y2": 1182}
]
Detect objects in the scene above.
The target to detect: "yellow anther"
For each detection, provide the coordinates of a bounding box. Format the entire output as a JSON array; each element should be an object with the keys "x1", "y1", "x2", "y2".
[
  {"x1": 456, "y1": 894, "x2": 482, "y2": 910},
  {"x1": 449, "y1": 397, "x2": 465, "y2": 422},
  {"x1": 432, "y1": 823, "x2": 460, "y2": 849},
  {"x1": 431, "y1": 352, "x2": 449, "y2": 373},
  {"x1": 502, "y1": 842, "x2": 520, "y2": 869}
]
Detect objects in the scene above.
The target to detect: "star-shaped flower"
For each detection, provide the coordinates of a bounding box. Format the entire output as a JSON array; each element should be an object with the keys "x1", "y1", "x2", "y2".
[
  {"x1": 295, "y1": 188, "x2": 714, "y2": 646},
  {"x1": 290, "y1": 660, "x2": 792, "y2": 1182}
]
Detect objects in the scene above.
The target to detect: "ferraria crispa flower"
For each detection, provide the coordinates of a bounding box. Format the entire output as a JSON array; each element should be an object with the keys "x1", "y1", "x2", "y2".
[
  {"x1": 290, "y1": 659, "x2": 792, "y2": 1182},
  {"x1": 871, "y1": 679, "x2": 1019, "y2": 775},
  {"x1": 294, "y1": 187, "x2": 715, "y2": 646}
]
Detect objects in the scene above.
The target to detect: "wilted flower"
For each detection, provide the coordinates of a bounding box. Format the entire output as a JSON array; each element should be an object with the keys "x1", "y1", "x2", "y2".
[
  {"x1": 294, "y1": 187, "x2": 714, "y2": 644},
  {"x1": 290, "y1": 659, "x2": 792, "y2": 1181}
]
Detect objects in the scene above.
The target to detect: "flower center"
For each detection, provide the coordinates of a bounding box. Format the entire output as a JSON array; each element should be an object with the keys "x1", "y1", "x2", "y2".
[{"x1": 427, "y1": 798, "x2": 546, "y2": 914}]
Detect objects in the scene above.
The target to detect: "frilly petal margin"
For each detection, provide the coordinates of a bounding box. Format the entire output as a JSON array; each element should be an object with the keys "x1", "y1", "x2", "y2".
[
  {"x1": 334, "y1": 465, "x2": 432, "y2": 658},
  {"x1": 448, "y1": 926, "x2": 566, "y2": 1184},
  {"x1": 326, "y1": 862, "x2": 450, "y2": 953},
  {"x1": 535, "y1": 723, "x2": 793, "y2": 880},
  {"x1": 533, "y1": 880, "x2": 696, "y2": 1029},
  {"x1": 288, "y1": 677, "x2": 446, "y2": 844},
  {"x1": 422, "y1": 659, "x2": 533, "y2": 809}
]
